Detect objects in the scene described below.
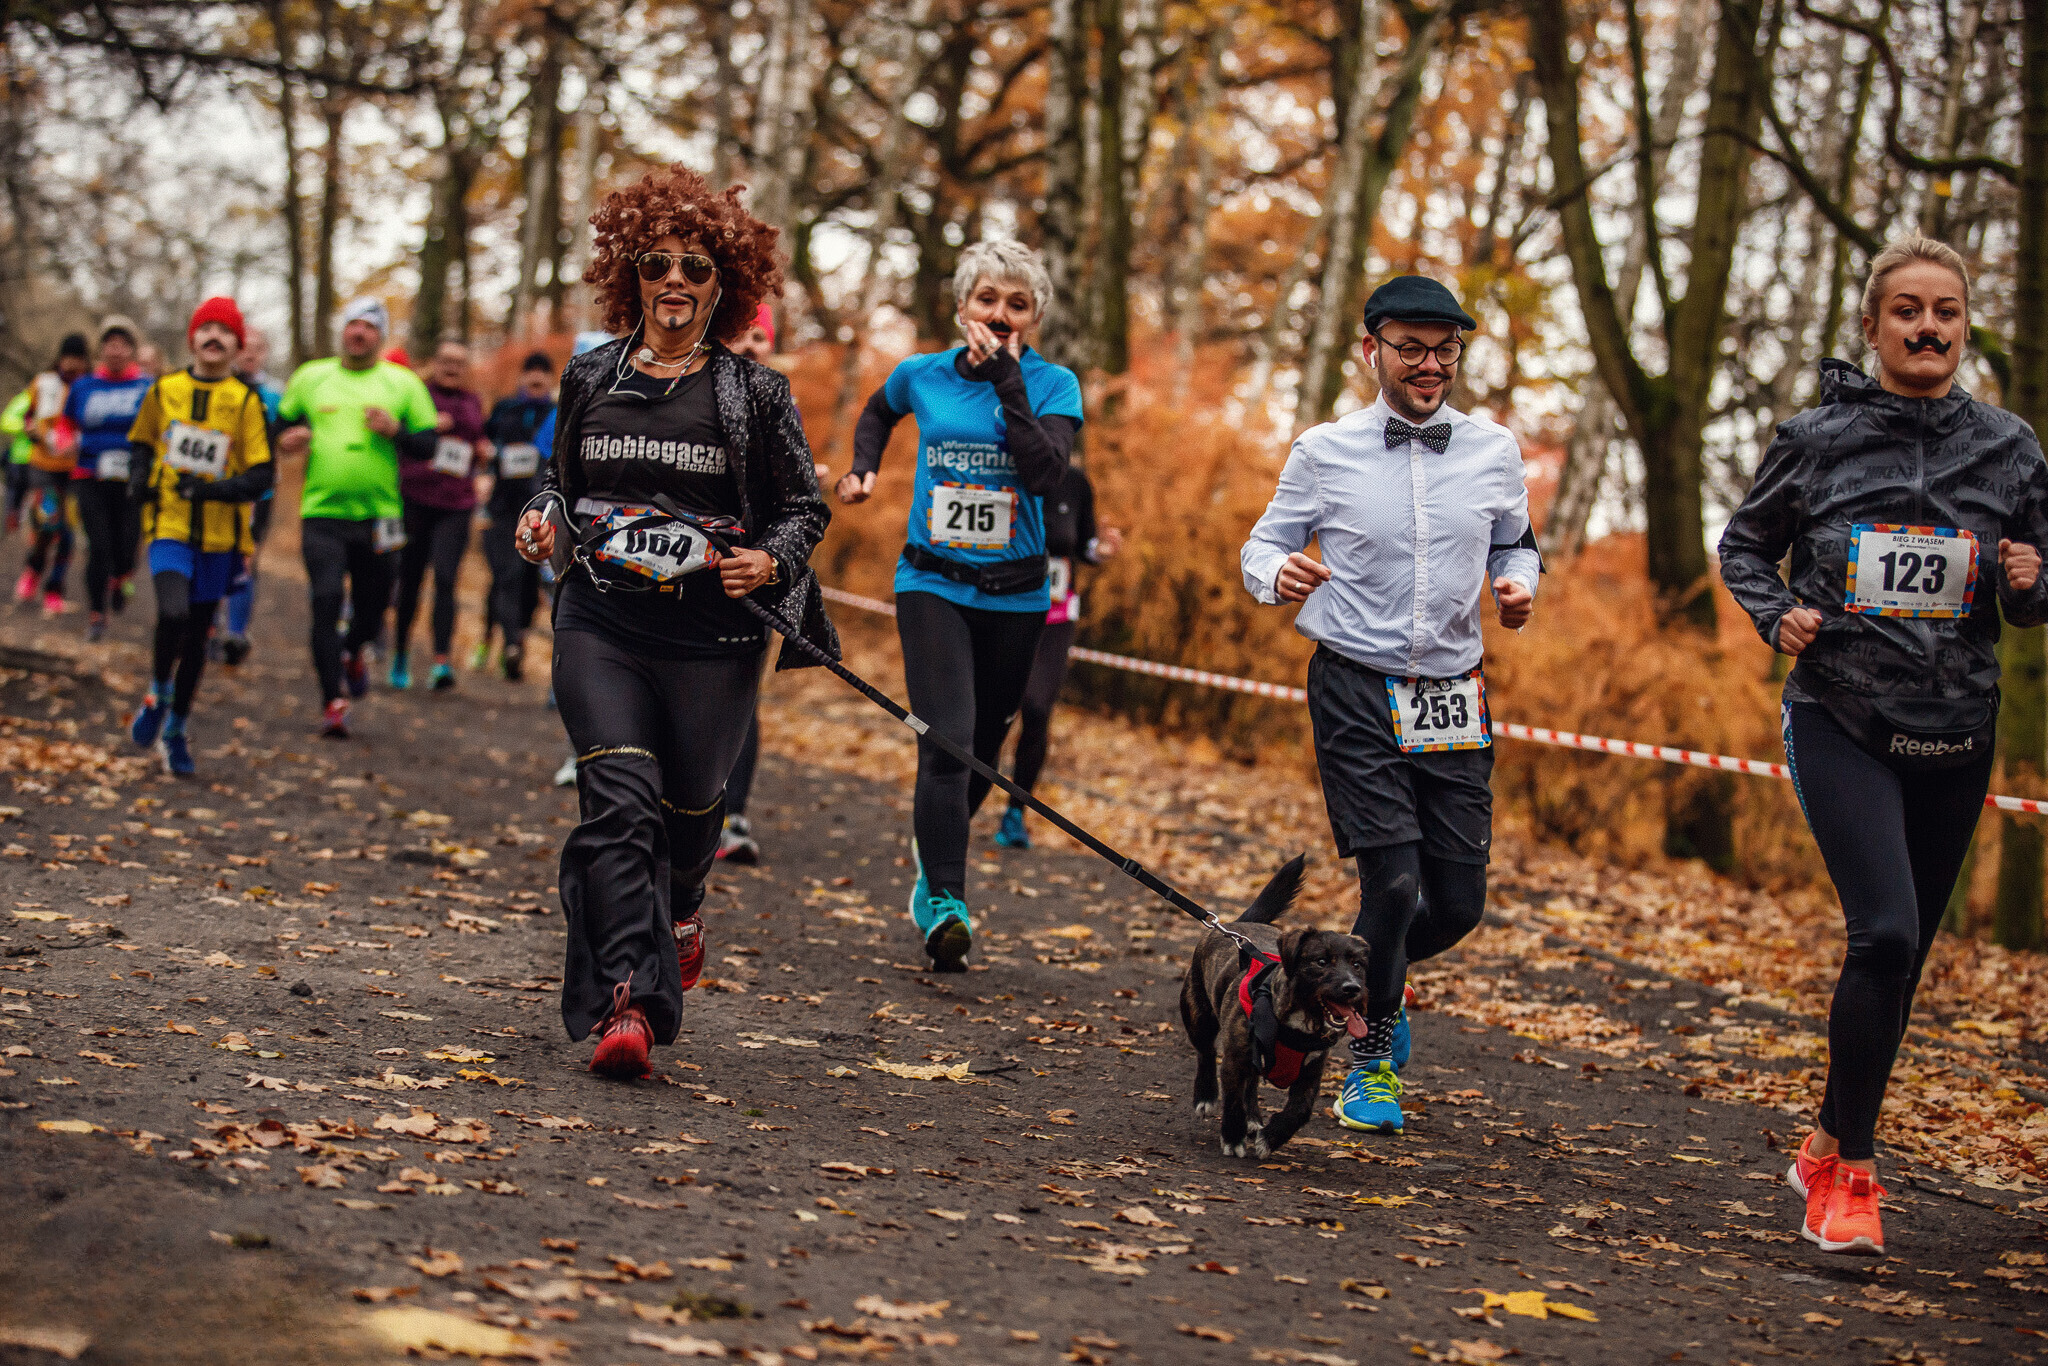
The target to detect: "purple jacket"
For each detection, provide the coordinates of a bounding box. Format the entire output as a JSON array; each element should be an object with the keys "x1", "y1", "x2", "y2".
[{"x1": 401, "y1": 383, "x2": 486, "y2": 511}]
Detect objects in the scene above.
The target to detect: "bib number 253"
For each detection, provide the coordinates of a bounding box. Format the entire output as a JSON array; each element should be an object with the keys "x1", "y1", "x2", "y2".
[{"x1": 1386, "y1": 669, "x2": 1491, "y2": 753}]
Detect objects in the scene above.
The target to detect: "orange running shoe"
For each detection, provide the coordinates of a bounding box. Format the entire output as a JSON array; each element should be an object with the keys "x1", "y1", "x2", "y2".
[
  {"x1": 1804, "y1": 1161, "x2": 1885, "y2": 1256},
  {"x1": 1786, "y1": 1130, "x2": 1829, "y2": 1198},
  {"x1": 675, "y1": 913, "x2": 706, "y2": 992},
  {"x1": 589, "y1": 982, "x2": 652, "y2": 1080}
]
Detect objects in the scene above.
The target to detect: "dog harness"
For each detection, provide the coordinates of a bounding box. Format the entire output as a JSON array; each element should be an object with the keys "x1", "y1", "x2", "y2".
[{"x1": 1236, "y1": 950, "x2": 1335, "y2": 1088}]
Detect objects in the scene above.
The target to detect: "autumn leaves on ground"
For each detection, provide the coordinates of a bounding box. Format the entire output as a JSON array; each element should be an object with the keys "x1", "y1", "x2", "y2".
[{"x1": 4, "y1": 556, "x2": 2048, "y2": 1366}]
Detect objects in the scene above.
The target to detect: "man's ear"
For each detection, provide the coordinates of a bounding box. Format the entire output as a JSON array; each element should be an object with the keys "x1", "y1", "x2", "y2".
[{"x1": 1278, "y1": 927, "x2": 1309, "y2": 975}]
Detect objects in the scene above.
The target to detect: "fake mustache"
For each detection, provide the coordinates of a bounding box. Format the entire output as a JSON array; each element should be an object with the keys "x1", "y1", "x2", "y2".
[{"x1": 1903, "y1": 334, "x2": 1953, "y2": 355}]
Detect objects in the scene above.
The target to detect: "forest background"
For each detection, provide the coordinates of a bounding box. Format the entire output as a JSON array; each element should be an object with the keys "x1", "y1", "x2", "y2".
[{"x1": 2, "y1": 0, "x2": 2043, "y2": 946}]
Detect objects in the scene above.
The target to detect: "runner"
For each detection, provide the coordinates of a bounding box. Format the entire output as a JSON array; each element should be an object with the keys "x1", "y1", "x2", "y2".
[
  {"x1": 989, "y1": 462, "x2": 1122, "y2": 849},
  {"x1": 64, "y1": 316, "x2": 154, "y2": 641},
  {"x1": 389, "y1": 339, "x2": 485, "y2": 691},
  {"x1": 514, "y1": 166, "x2": 833, "y2": 1079},
  {"x1": 14, "y1": 334, "x2": 88, "y2": 612},
  {"x1": 838, "y1": 239, "x2": 1083, "y2": 970},
  {"x1": 276, "y1": 298, "x2": 441, "y2": 738},
  {"x1": 124, "y1": 298, "x2": 273, "y2": 776},
  {"x1": 217, "y1": 328, "x2": 284, "y2": 666},
  {"x1": 1241, "y1": 274, "x2": 1539, "y2": 1135},
  {"x1": 476, "y1": 350, "x2": 555, "y2": 681},
  {"x1": 1720, "y1": 236, "x2": 2048, "y2": 1257},
  {"x1": 3, "y1": 384, "x2": 32, "y2": 537}
]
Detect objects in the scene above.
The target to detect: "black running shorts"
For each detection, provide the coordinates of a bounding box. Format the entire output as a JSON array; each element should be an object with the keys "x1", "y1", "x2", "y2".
[{"x1": 1305, "y1": 645, "x2": 1494, "y2": 865}]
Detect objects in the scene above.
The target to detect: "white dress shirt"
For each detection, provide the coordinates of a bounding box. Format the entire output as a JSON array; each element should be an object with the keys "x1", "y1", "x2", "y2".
[{"x1": 1240, "y1": 396, "x2": 1540, "y2": 678}]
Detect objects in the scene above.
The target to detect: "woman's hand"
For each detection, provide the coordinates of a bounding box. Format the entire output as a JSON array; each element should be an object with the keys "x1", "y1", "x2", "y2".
[
  {"x1": 516, "y1": 509, "x2": 554, "y2": 565},
  {"x1": 2001, "y1": 539, "x2": 2042, "y2": 592},
  {"x1": 1094, "y1": 526, "x2": 1125, "y2": 560},
  {"x1": 961, "y1": 318, "x2": 1022, "y2": 366},
  {"x1": 718, "y1": 547, "x2": 777, "y2": 598},
  {"x1": 436, "y1": 410, "x2": 456, "y2": 433},
  {"x1": 277, "y1": 426, "x2": 311, "y2": 458},
  {"x1": 836, "y1": 470, "x2": 876, "y2": 504},
  {"x1": 1776, "y1": 605, "x2": 1823, "y2": 655}
]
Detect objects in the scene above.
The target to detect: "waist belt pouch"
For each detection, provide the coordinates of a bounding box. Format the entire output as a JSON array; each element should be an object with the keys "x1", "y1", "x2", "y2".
[
  {"x1": 902, "y1": 541, "x2": 1047, "y2": 595},
  {"x1": 1798, "y1": 667, "x2": 1996, "y2": 771}
]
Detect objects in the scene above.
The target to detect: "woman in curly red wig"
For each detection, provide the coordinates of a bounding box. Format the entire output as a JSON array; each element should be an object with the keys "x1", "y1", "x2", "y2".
[{"x1": 516, "y1": 167, "x2": 838, "y2": 1082}]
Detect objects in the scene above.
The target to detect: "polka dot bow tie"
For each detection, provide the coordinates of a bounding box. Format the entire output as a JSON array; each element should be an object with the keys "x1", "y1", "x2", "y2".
[{"x1": 1384, "y1": 417, "x2": 1452, "y2": 453}]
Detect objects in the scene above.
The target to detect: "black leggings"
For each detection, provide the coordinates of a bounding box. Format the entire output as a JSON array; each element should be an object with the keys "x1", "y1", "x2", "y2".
[
  {"x1": 23, "y1": 472, "x2": 71, "y2": 593},
  {"x1": 896, "y1": 591, "x2": 1046, "y2": 895},
  {"x1": 1005, "y1": 618, "x2": 1075, "y2": 807},
  {"x1": 552, "y1": 628, "x2": 761, "y2": 1044},
  {"x1": 75, "y1": 478, "x2": 138, "y2": 614},
  {"x1": 300, "y1": 518, "x2": 397, "y2": 703},
  {"x1": 480, "y1": 510, "x2": 541, "y2": 653},
  {"x1": 150, "y1": 572, "x2": 219, "y2": 716},
  {"x1": 1349, "y1": 843, "x2": 1488, "y2": 1021},
  {"x1": 393, "y1": 503, "x2": 470, "y2": 658},
  {"x1": 726, "y1": 710, "x2": 761, "y2": 816},
  {"x1": 1784, "y1": 700, "x2": 1992, "y2": 1161}
]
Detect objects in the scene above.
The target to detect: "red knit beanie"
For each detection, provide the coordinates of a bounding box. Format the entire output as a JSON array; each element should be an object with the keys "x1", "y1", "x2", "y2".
[{"x1": 188, "y1": 297, "x2": 246, "y2": 349}]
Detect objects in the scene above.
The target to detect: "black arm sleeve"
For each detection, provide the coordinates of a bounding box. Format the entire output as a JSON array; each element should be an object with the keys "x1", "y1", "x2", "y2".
[
  {"x1": 1075, "y1": 470, "x2": 1100, "y2": 561},
  {"x1": 851, "y1": 388, "x2": 906, "y2": 479},
  {"x1": 1717, "y1": 427, "x2": 1808, "y2": 648},
  {"x1": 199, "y1": 461, "x2": 276, "y2": 503},
  {"x1": 127, "y1": 439, "x2": 155, "y2": 505},
  {"x1": 958, "y1": 348, "x2": 1075, "y2": 496},
  {"x1": 396, "y1": 427, "x2": 440, "y2": 463}
]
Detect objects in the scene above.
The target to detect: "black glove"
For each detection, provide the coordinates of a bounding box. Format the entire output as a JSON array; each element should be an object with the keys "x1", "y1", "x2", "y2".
[
  {"x1": 175, "y1": 472, "x2": 217, "y2": 503},
  {"x1": 956, "y1": 344, "x2": 1023, "y2": 388}
]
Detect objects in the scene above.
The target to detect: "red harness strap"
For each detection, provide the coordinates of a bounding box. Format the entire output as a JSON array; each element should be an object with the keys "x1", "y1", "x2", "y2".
[{"x1": 1235, "y1": 952, "x2": 1329, "y2": 1088}]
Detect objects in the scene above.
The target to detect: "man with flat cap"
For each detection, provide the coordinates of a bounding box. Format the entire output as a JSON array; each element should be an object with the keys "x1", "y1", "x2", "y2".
[{"x1": 1241, "y1": 275, "x2": 1539, "y2": 1137}]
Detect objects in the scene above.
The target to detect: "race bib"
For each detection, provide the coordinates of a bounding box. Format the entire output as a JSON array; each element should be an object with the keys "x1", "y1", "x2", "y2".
[
  {"x1": 498, "y1": 443, "x2": 540, "y2": 479},
  {"x1": 928, "y1": 482, "x2": 1014, "y2": 550},
  {"x1": 1846, "y1": 523, "x2": 1977, "y2": 617},
  {"x1": 372, "y1": 516, "x2": 407, "y2": 553},
  {"x1": 163, "y1": 421, "x2": 230, "y2": 478},
  {"x1": 579, "y1": 500, "x2": 717, "y2": 585},
  {"x1": 95, "y1": 449, "x2": 130, "y2": 481},
  {"x1": 1047, "y1": 556, "x2": 1073, "y2": 602},
  {"x1": 1386, "y1": 669, "x2": 1491, "y2": 753},
  {"x1": 431, "y1": 437, "x2": 474, "y2": 477}
]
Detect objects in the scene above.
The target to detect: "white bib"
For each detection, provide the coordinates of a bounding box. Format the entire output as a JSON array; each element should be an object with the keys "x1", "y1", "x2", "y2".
[
  {"x1": 928, "y1": 482, "x2": 1014, "y2": 550},
  {"x1": 162, "y1": 421, "x2": 230, "y2": 479},
  {"x1": 431, "y1": 436, "x2": 474, "y2": 478},
  {"x1": 95, "y1": 449, "x2": 130, "y2": 481},
  {"x1": 498, "y1": 442, "x2": 540, "y2": 479},
  {"x1": 1386, "y1": 669, "x2": 1491, "y2": 753},
  {"x1": 1846, "y1": 523, "x2": 1978, "y2": 618},
  {"x1": 1047, "y1": 555, "x2": 1073, "y2": 601},
  {"x1": 372, "y1": 516, "x2": 408, "y2": 553},
  {"x1": 578, "y1": 500, "x2": 716, "y2": 585}
]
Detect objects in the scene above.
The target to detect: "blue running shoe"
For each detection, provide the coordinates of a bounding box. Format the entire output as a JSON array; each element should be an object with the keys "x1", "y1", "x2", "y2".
[
  {"x1": 906, "y1": 838, "x2": 928, "y2": 919},
  {"x1": 130, "y1": 693, "x2": 167, "y2": 749},
  {"x1": 1334, "y1": 1061, "x2": 1404, "y2": 1133},
  {"x1": 917, "y1": 890, "x2": 973, "y2": 972},
  {"x1": 430, "y1": 661, "x2": 455, "y2": 691},
  {"x1": 388, "y1": 652, "x2": 412, "y2": 690},
  {"x1": 995, "y1": 806, "x2": 1030, "y2": 849},
  {"x1": 160, "y1": 730, "x2": 195, "y2": 778},
  {"x1": 1391, "y1": 1001, "x2": 1412, "y2": 1072}
]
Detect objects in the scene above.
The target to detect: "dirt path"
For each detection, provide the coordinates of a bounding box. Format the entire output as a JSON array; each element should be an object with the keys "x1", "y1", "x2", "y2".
[{"x1": 3, "y1": 566, "x2": 2046, "y2": 1366}]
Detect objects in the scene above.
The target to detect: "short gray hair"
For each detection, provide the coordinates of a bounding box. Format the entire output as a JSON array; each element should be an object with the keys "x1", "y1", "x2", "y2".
[
  {"x1": 1861, "y1": 234, "x2": 1971, "y2": 320},
  {"x1": 953, "y1": 240, "x2": 1053, "y2": 322}
]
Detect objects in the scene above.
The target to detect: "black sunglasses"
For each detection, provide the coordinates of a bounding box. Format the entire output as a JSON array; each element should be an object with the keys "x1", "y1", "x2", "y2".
[{"x1": 636, "y1": 251, "x2": 718, "y2": 285}]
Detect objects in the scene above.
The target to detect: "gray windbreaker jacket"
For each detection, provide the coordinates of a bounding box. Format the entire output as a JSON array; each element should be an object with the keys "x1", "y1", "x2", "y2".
[{"x1": 1719, "y1": 359, "x2": 2048, "y2": 700}]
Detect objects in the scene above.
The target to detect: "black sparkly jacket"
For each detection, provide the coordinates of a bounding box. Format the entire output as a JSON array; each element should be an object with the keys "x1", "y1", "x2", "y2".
[
  {"x1": 541, "y1": 339, "x2": 839, "y2": 670},
  {"x1": 1719, "y1": 360, "x2": 2048, "y2": 700}
]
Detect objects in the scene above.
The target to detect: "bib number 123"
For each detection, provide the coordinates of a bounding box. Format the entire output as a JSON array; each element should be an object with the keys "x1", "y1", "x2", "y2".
[{"x1": 1846, "y1": 523, "x2": 1977, "y2": 618}]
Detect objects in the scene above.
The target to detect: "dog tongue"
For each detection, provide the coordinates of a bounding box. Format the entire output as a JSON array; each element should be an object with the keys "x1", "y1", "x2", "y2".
[{"x1": 1335, "y1": 1006, "x2": 1368, "y2": 1039}]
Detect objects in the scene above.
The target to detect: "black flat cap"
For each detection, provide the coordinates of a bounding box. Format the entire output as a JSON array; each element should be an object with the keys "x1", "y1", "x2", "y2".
[{"x1": 1361, "y1": 275, "x2": 1477, "y2": 334}]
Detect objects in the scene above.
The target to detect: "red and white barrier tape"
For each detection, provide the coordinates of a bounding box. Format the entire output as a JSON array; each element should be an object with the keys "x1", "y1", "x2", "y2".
[{"x1": 817, "y1": 585, "x2": 2048, "y2": 816}]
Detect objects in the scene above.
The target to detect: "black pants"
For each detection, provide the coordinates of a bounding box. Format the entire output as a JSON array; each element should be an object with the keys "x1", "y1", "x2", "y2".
[
  {"x1": 1349, "y1": 844, "x2": 1488, "y2": 1020},
  {"x1": 151, "y1": 571, "x2": 219, "y2": 717},
  {"x1": 75, "y1": 478, "x2": 138, "y2": 614},
  {"x1": 4, "y1": 462, "x2": 29, "y2": 524},
  {"x1": 300, "y1": 517, "x2": 397, "y2": 704},
  {"x1": 726, "y1": 711, "x2": 761, "y2": 816},
  {"x1": 23, "y1": 470, "x2": 72, "y2": 593},
  {"x1": 480, "y1": 510, "x2": 541, "y2": 654},
  {"x1": 1784, "y1": 700, "x2": 1992, "y2": 1161},
  {"x1": 896, "y1": 590, "x2": 1046, "y2": 895},
  {"x1": 1005, "y1": 617, "x2": 1075, "y2": 806},
  {"x1": 393, "y1": 503, "x2": 470, "y2": 658},
  {"x1": 552, "y1": 627, "x2": 761, "y2": 1044}
]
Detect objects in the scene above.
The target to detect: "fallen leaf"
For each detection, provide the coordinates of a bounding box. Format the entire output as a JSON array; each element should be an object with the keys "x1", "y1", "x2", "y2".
[
  {"x1": 375, "y1": 1109, "x2": 441, "y2": 1136},
  {"x1": 1802, "y1": 1312, "x2": 1841, "y2": 1327},
  {"x1": 626, "y1": 1330, "x2": 727, "y2": 1358},
  {"x1": 687, "y1": 1258, "x2": 734, "y2": 1272},
  {"x1": 0, "y1": 1326, "x2": 91, "y2": 1360},
  {"x1": 334, "y1": 1199, "x2": 392, "y2": 1211},
  {"x1": 865, "y1": 1058, "x2": 981, "y2": 1083},
  {"x1": 853, "y1": 1296, "x2": 948, "y2": 1321},
  {"x1": 35, "y1": 1120, "x2": 103, "y2": 1135},
  {"x1": 365, "y1": 1307, "x2": 558, "y2": 1360},
  {"x1": 1190, "y1": 1261, "x2": 1238, "y2": 1275},
  {"x1": 1447, "y1": 1340, "x2": 1510, "y2": 1363},
  {"x1": 1115, "y1": 1206, "x2": 1172, "y2": 1227},
  {"x1": 424, "y1": 1046, "x2": 495, "y2": 1063},
  {"x1": 353, "y1": 1286, "x2": 420, "y2": 1302},
  {"x1": 406, "y1": 1248, "x2": 464, "y2": 1278},
  {"x1": 297, "y1": 1164, "x2": 347, "y2": 1189},
  {"x1": 1177, "y1": 1325, "x2": 1234, "y2": 1343}
]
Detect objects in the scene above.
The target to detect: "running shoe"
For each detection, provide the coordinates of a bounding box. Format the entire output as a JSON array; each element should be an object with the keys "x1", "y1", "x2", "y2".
[
  {"x1": 1803, "y1": 1160, "x2": 1885, "y2": 1256},
  {"x1": 112, "y1": 576, "x2": 132, "y2": 613},
  {"x1": 220, "y1": 633, "x2": 251, "y2": 667},
  {"x1": 321, "y1": 698, "x2": 351, "y2": 739},
  {"x1": 717, "y1": 814, "x2": 760, "y2": 865},
  {"x1": 1786, "y1": 1130, "x2": 1829, "y2": 1199},
  {"x1": 388, "y1": 652, "x2": 412, "y2": 690},
  {"x1": 42, "y1": 588, "x2": 65, "y2": 615},
  {"x1": 914, "y1": 889, "x2": 974, "y2": 973},
  {"x1": 84, "y1": 612, "x2": 105, "y2": 643},
  {"x1": 343, "y1": 649, "x2": 370, "y2": 698},
  {"x1": 13, "y1": 569, "x2": 35, "y2": 604},
  {"x1": 675, "y1": 913, "x2": 707, "y2": 992},
  {"x1": 589, "y1": 982, "x2": 652, "y2": 1080},
  {"x1": 501, "y1": 643, "x2": 523, "y2": 682},
  {"x1": 130, "y1": 692, "x2": 167, "y2": 748},
  {"x1": 1333, "y1": 1061, "x2": 1404, "y2": 1133},
  {"x1": 994, "y1": 806, "x2": 1031, "y2": 849},
  {"x1": 1392, "y1": 984, "x2": 1416, "y2": 1072},
  {"x1": 554, "y1": 752, "x2": 579, "y2": 787},
  {"x1": 468, "y1": 640, "x2": 491, "y2": 672},
  {"x1": 430, "y1": 661, "x2": 455, "y2": 691},
  {"x1": 160, "y1": 730, "x2": 195, "y2": 778}
]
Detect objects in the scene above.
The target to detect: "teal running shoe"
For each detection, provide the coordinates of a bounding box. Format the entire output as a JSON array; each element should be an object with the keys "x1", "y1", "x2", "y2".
[
  {"x1": 1334, "y1": 1061, "x2": 1404, "y2": 1133},
  {"x1": 917, "y1": 890, "x2": 973, "y2": 972},
  {"x1": 906, "y1": 837, "x2": 928, "y2": 922},
  {"x1": 130, "y1": 692, "x2": 167, "y2": 749},
  {"x1": 160, "y1": 730, "x2": 195, "y2": 778},
  {"x1": 994, "y1": 806, "x2": 1030, "y2": 849},
  {"x1": 1392, "y1": 1001, "x2": 1411, "y2": 1072},
  {"x1": 388, "y1": 652, "x2": 412, "y2": 690},
  {"x1": 430, "y1": 661, "x2": 455, "y2": 691}
]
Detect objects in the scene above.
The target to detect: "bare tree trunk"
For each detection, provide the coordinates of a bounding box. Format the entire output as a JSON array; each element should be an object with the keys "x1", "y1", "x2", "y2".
[
  {"x1": 1038, "y1": 0, "x2": 1091, "y2": 371},
  {"x1": 511, "y1": 29, "x2": 564, "y2": 337},
  {"x1": 1919, "y1": 2, "x2": 1983, "y2": 239},
  {"x1": 266, "y1": 0, "x2": 308, "y2": 368},
  {"x1": 312, "y1": 98, "x2": 346, "y2": 359},
  {"x1": 563, "y1": 61, "x2": 604, "y2": 333},
  {"x1": 412, "y1": 140, "x2": 461, "y2": 357},
  {"x1": 710, "y1": 3, "x2": 739, "y2": 188},
  {"x1": 1293, "y1": 0, "x2": 1382, "y2": 434},
  {"x1": 1821, "y1": 5, "x2": 1885, "y2": 358},
  {"x1": 749, "y1": 0, "x2": 816, "y2": 235},
  {"x1": 1093, "y1": 0, "x2": 1132, "y2": 375},
  {"x1": 1171, "y1": 17, "x2": 1229, "y2": 405}
]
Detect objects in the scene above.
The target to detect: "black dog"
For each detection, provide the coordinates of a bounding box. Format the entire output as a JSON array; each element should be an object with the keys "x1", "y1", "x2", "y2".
[{"x1": 1178, "y1": 855, "x2": 1370, "y2": 1158}]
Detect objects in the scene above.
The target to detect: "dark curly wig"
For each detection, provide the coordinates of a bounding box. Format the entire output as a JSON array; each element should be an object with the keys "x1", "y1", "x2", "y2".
[{"x1": 585, "y1": 166, "x2": 782, "y2": 343}]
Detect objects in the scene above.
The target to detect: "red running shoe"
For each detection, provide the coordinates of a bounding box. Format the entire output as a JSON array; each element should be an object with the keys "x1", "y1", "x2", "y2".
[
  {"x1": 676, "y1": 913, "x2": 707, "y2": 992},
  {"x1": 589, "y1": 982, "x2": 652, "y2": 1080},
  {"x1": 1786, "y1": 1130, "x2": 1829, "y2": 1199},
  {"x1": 1805, "y1": 1160, "x2": 1885, "y2": 1256},
  {"x1": 321, "y1": 698, "x2": 351, "y2": 739}
]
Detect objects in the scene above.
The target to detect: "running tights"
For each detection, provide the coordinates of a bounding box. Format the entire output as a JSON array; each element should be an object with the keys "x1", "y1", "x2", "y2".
[
  {"x1": 1348, "y1": 842, "x2": 1488, "y2": 1023},
  {"x1": 300, "y1": 518, "x2": 396, "y2": 703},
  {"x1": 552, "y1": 628, "x2": 761, "y2": 1044},
  {"x1": 1784, "y1": 701, "x2": 1992, "y2": 1161},
  {"x1": 480, "y1": 510, "x2": 541, "y2": 655},
  {"x1": 896, "y1": 591, "x2": 1046, "y2": 896},
  {"x1": 726, "y1": 710, "x2": 761, "y2": 816},
  {"x1": 24, "y1": 474, "x2": 72, "y2": 594},
  {"x1": 1005, "y1": 618, "x2": 1076, "y2": 808},
  {"x1": 150, "y1": 571, "x2": 218, "y2": 716},
  {"x1": 393, "y1": 503, "x2": 469, "y2": 658},
  {"x1": 75, "y1": 479, "x2": 137, "y2": 614}
]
